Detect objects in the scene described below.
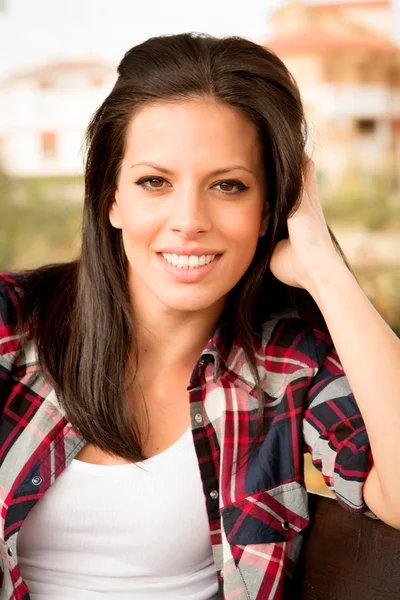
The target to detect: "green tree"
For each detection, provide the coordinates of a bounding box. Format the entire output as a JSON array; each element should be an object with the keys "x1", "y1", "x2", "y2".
[{"x1": 0, "y1": 169, "x2": 83, "y2": 270}]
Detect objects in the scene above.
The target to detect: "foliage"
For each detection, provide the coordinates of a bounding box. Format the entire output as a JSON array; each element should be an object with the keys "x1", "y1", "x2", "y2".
[
  {"x1": 0, "y1": 172, "x2": 83, "y2": 270},
  {"x1": 320, "y1": 164, "x2": 400, "y2": 231},
  {"x1": 1, "y1": 168, "x2": 399, "y2": 496},
  {"x1": 0, "y1": 168, "x2": 399, "y2": 337},
  {"x1": 355, "y1": 265, "x2": 400, "y2": 338}
]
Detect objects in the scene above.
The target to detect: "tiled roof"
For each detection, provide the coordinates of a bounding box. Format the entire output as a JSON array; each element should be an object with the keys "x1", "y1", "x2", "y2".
[
  {"x1": 267, "y1": 30, "x2": 397, "y2": 54},
  {"x1": 1, "y1": 59, "x2": 116, "y2": 85},
  {"x1": 314, "y1": 1, "x2": 390, "y2": 10}
]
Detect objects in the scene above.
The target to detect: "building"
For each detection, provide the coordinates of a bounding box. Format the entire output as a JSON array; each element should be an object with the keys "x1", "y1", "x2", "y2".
[
  {"x1": 266, "y1": 1, "x2": 400, "y2": 183},
  {"x1": 0, "y1": 60, "x2": 116, "y2": 177}
]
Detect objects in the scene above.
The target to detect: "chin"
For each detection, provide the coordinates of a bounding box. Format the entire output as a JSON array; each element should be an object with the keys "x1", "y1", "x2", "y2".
[
  {"x1": 163, "y1": 299, "x2": 216, "y2": 313},
  {"x1": 159, "y1": 291, "x2": 225, "y2": 314}
]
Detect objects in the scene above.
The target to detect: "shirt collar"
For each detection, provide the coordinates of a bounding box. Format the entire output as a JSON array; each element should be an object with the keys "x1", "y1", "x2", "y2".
[{"x1": 190, "y1": 323, "x2": 227, "y2": 386}]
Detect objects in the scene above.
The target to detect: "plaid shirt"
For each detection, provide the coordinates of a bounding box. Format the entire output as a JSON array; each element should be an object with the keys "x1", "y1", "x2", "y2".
[{"x1": 0, "y1": 273, "x2": 372, "y2": 600}]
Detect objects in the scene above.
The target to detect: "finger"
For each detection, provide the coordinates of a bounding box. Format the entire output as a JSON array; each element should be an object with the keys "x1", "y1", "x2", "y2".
[
  {"x1": 289, "y1": 159, "x2": 317, "y2": 219},
  {"x1": 304, "y1": 159, "x2": 317, "y2": 198}
]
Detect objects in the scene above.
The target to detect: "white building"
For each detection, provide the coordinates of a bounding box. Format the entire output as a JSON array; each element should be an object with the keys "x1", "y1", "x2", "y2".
[
  {"x1": 0, "y1": 60, "x2": 116, "y2": 177},
  {"x1": 266, "y1": 0, "x2": 400, "y2": 182}
]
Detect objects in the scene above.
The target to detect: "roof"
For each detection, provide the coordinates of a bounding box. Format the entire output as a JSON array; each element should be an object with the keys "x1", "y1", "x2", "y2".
[
  {"x1": 267, "y1": 30, "x2": 397, "y2": 54},
  {"x1": 273, "y1": 0, "x2": 391, "y2": 17},
  {"x1": 314, "y1": 0, "x2": 390, "y2": 10},
  {"x1": 268, "y1": 0, "x2": 396, "y2": 55},
  {"x1": 0, "y1": 59, "x2": 116, "y2": 86}
]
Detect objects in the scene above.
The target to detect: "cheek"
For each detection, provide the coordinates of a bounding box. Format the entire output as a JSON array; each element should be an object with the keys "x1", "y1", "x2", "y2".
[
  {"x1": 120, "y1": 219, "x2": 156, "y2": 255},
  {"x1": 115, "y1": 197, "x2": 163, "y2": 242},
  {"x1": 221, "y1": 204, "x2": 263, "y2": 246}
]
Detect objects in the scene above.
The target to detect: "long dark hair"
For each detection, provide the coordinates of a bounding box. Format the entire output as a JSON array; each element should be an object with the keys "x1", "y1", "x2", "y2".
[{"x1": 16, "y1": 33, "x2": 348, "y2": 461}]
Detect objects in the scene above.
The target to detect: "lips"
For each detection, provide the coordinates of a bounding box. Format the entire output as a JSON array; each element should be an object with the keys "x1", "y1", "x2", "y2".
[
  {"x1": 156, "y1": 251, "x2": 221, "y2": 282},
  {"x1": 157, "y1": 246, "x2": 222, "y2": 255}
]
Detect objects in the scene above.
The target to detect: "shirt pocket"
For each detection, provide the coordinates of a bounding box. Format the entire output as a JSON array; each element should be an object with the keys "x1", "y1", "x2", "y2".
[{"x1": 221, "y1": 481, "x2": 310, "y2": 545}]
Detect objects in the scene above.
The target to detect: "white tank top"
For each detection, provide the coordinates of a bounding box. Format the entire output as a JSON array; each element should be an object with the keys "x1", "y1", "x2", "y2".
[{"x1": 17, "y1": 426, "x2": 219, "y2": 599}]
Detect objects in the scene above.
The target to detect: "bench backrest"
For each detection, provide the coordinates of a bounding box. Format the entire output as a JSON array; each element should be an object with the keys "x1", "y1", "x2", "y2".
[{"x1": 289, "y1": 493, "x2": 400, "y2": 599}]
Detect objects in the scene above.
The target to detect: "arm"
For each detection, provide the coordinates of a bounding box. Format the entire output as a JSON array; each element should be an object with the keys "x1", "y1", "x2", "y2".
[
  {"x1": 306, "y1": 257, "x2": 400, "y2": 529},
  {"x1": 304, "y1": 331, "x2": 374, "y2": 517},
  {"x1": 270, "y1": 160, "x2": 400, "y2": 529}
]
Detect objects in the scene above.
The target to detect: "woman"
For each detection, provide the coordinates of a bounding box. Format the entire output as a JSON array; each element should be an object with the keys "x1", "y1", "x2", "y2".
[{"x1": 0, "y1": 32, "x2": 399, "y2": 600}]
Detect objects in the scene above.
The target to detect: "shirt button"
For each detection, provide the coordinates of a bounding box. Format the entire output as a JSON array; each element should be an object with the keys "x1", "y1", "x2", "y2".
[
  {"x1": 210, "y1": 490, "x2": 219, "y2": 500},
  {"x1": 281, "y1": 521, "x2": 290, "y2": 531},
  {"x1": 194, "y1": 413, "x2": 203, "y2": 424},
  {"x1": 7, "y1": 547, "x2": 13, "y2": 557},
  {"x1": 32, "y1": 475, "x2": 42, "y2": 486},
  {"x1": 199, "y1": 359, "x2": 205, "y2": 368}
]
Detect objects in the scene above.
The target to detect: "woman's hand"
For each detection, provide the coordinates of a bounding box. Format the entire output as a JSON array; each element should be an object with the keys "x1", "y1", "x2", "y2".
[{"x1": 269, "y1": 159, "x2": 343, "y2": 291}]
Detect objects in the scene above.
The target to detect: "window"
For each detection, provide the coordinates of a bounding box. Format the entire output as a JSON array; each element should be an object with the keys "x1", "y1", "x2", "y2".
[
  {"x1": 40, "y1": 131, "x2": 57, "y2": 159},
  {"x1": 355, "y1": 119, "x2": 376, "y2": 135},
  {"x1": 38, "y1": 79, "x2": 55, "y2": 89},
  {"x1": 391, "y1": 119, "x2": 400, "y2": 133},
  {"x1": 358, "y1": 63, "x2": 372, "y2": 84},
  {"x1": 90, "y1": 76, "x2": 104, "y2": 87}
]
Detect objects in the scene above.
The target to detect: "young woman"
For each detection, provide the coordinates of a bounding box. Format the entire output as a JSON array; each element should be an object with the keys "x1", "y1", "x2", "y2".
[{"x1": 0, "y1": 33, "x2": 399, "y2": 600}]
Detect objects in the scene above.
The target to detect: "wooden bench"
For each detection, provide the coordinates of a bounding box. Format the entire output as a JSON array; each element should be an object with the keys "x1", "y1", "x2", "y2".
[{"x1": 288, "y1": 493, "x2": 400, "y2": 599}]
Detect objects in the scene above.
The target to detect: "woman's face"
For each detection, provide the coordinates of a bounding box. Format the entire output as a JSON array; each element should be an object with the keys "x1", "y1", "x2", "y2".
[{"x1": 110, "y1": 98, "x2": 267, "y2": 316}]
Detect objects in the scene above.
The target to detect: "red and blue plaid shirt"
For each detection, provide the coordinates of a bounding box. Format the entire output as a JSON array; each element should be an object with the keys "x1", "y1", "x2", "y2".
[{"x1": 0, "y1": 273, "x2": 372, "y2": 600}]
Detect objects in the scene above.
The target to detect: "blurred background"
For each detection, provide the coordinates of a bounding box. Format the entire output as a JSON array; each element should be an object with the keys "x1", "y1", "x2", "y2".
[{"x1": 0, "y1": 0, "x2": 399, "y2": 494}]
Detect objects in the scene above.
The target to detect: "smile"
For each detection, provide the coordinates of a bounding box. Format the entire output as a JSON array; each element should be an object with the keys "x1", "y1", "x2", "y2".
[{"x1": 161, "y1": 253, "x2": 216, "y2": 269}]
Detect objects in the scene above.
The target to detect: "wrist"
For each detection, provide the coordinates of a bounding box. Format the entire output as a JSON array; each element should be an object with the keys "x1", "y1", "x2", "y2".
[{"x1": 302, "y1": 255, "x2": 354, "y2": 305}]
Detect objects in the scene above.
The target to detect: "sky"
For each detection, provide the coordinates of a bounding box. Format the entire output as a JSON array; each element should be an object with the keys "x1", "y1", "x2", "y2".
[{"x1": 0, "y1": 0, "x2": 399, "y2": 81}]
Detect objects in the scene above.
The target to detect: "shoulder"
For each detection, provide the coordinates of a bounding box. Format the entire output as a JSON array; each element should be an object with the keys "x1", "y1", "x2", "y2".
[
  {"x1": 0, "y1": 272, "x2": 25, "y2": 327},
  {"x1": 0, "y1": 272, "x2": 27, "y2": 360},
  {"x1": 250, "y1": 309, "x2": 335, "y2": 399},
  {"x1": 224, "y1": 309, "x2": 334, "y2": 396},
  {"x1": 260, "y1": 308, "x2": 332, "y2": 369}
]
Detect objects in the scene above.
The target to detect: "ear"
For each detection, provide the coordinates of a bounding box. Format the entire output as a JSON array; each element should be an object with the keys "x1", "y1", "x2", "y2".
[
  {"x1": 109, "y1": 189, "x2": 123, "y2": 229},
  {"x1": 259, "y1": 206, "x2": 270, "y2": 238}
]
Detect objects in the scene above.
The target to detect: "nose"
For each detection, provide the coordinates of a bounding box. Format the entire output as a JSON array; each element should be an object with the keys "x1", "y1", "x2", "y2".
[{"x1": 169, "y1": 187, "x2": 211, "y2": 238}]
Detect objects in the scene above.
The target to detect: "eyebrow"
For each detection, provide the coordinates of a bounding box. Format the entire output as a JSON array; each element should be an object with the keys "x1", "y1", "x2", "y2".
[{"x1": 129, "y1": 162, "x2": 255, "y2": 177}]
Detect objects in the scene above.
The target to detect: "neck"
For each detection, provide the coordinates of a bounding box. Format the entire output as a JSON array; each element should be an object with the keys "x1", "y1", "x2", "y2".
[{"x1": 132, "y1": 298, "x2": 225, "y2": 373}]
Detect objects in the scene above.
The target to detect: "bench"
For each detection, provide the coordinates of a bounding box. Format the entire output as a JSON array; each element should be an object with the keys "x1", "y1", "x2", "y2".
[{"x1": 288, "y1": 493, "x2": 400, "y2": 599}]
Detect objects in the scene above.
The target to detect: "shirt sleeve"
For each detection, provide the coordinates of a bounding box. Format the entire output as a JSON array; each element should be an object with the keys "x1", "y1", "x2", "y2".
[{"x1": 302, "y1": 328, "x2": 376, "y2": 517}]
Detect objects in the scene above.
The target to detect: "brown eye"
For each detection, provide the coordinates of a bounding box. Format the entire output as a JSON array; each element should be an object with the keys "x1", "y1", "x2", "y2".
[
  {"x1": 148, "y1": 178, "x2": 164, "y2": 188},
  {"x1": 214, "y1": 180, "x2": 249, "y2": 194},
  {"x1": 219, "y1": 182, "x2": 235, "y2": 192},
  {"x1": 135, "y1": 176, "x2": 170, "y2": 192}
]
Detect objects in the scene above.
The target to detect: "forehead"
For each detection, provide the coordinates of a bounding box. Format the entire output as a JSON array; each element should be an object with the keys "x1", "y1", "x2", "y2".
[{"x1": 123, "y1": 98, "x2": 263, "y2": 169}]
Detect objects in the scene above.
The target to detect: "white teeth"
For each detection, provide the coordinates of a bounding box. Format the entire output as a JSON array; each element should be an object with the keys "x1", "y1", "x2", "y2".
[
  {"x1": 178, "y1": 255, "x2": 189, "y2": 267},
  {"x1": 161, "y1": 253, "x2": 216, "y2": 269}
]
